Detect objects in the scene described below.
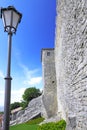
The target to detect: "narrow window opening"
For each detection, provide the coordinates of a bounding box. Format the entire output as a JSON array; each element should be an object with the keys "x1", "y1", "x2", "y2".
[
  {"x1": 47, "y1": 52, "x2": 50, "y2": 56},
  {"x1": 52, "y1": 81, "x2": 55, "y2": 83}
]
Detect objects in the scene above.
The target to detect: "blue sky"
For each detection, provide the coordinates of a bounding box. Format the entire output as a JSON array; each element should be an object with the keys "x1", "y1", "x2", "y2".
[{"x1": 0, "y1": 0, "x2": 56, "y2": 107}]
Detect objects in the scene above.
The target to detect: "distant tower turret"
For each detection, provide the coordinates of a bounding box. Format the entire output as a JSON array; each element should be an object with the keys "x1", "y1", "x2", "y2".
[{"x1": 41, "y1": 48, "x2": 57, "y2": 118}]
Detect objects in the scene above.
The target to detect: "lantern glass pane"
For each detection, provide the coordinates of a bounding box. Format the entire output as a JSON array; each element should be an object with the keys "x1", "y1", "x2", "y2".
[
  {"x1": 12, "y1": 11, "x2": 20, "y2": 29},
  {"x1": 2, "y1": 10, "x2": 11, "y2": 27},
  {"x1": 2, "y1": 14, "x2": 5, "y2": 27}
]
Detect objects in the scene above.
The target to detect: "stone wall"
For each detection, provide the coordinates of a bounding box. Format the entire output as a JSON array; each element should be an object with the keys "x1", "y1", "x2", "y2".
[
  {"x1": 10, "y1": 96, "x2": 43, "y2": 125},
  {"x1": 55, "y1": 0, "x2": 87, "y2": 129},
  {"x1": 41, "y1": 49, "x2": 57, "y2": 118}
]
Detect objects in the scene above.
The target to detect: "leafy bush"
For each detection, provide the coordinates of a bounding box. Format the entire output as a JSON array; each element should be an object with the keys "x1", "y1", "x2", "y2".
[
  {"x1": 26, "y1": 117, "x2": 44, "y2": 125},
  {"x1": 38, "y1": 120, "x2": 66, "y2": 130}
]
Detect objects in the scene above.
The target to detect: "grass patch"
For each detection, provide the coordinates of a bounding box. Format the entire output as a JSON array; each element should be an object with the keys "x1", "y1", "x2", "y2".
[
  {"x1": 10, "y1": 124, "x2": 38, "y2": 130},
  {"x1": 10, "y1": 117, "x2": 44, "y2": 130},
  {"x1": 26, "y1": 117, "x2": 44, "y2": 125},
  {"x1": 10, "y1": 118, "x2": 66, "y2": 130}
]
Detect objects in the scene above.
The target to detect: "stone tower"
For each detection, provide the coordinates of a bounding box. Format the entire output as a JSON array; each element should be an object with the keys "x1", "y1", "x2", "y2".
[{"x1": 41, "y1": 48, "x2": 57, "y2": 118}]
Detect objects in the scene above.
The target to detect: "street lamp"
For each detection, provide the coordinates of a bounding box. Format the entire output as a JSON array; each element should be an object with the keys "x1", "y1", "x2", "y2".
[{"x1": 1, "y1": 6, "x2": 22, "y2": 130}]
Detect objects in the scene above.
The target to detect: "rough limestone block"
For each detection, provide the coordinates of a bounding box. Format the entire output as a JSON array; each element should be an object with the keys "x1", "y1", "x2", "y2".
[
  {"x1": 55, "y1": 0, "x2": 87, "y2": 129},
  {"x1": 10, "y1": 96, "x2": 44, "y2": 125}
]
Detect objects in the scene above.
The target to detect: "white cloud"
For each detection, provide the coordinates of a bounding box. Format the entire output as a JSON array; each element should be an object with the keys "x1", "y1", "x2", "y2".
[
  {"x1": 0, "y1": 70, "x2": 4, "y2": 78},
  {"x1": 19, "y1": 63, "x2": 39, "y2": 78},
  {"x1": 24, "y1": 77, "x2": 42, "y2": 85},
  {"x1": 0, "y1": 71, "x2": 5, "y2": 107},
  {"x1": 0, "y1": 90, "x2": 5, "y2": 106},
  {"x1": 11, "y1": 88, "x2": 26, "y2": 103},
  {"x1": 19, "y1": 63, "x2": 42, "y2": 86},
  {"x1": 0, "y1": 63, "x2": 42, "y2": 107},
  {"x1": 0, "y1": 88, "x2": 26, "y2": 107}
]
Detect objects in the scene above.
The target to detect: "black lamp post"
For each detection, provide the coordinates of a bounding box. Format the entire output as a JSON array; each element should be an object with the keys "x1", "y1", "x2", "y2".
[{"x1": 1, "y1": 6, "x2": 22, "y2": 130}]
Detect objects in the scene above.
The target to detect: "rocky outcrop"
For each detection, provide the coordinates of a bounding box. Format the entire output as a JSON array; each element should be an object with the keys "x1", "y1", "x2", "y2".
[
  {"x1": 40, "y1": 115, "x2": 61, "y2": 125},
  {"x1": 10, "y1": 96, "x2": 44, "y2": 125}
]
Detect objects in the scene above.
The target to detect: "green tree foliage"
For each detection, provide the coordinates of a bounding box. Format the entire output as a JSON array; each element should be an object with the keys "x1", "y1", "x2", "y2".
[
  {"x1": 10, "y1": 87, "x2": 42, "y2": 110},
  {"x1": 10, "y1": 102, "x2": 21, "y2": 110},
  {"x1": 0, "y1": 111, "x2": 4, "y2": 114},
  {"x1": 22, "y1": 87, "x2": 41, "y2": 103},
  {"x1": 20, "y1": 100, "x2": 28, "y2": 109}
]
